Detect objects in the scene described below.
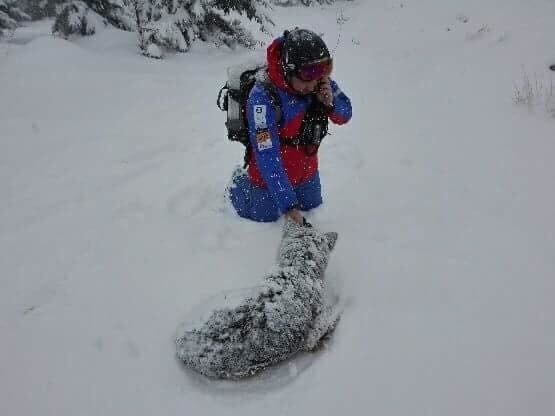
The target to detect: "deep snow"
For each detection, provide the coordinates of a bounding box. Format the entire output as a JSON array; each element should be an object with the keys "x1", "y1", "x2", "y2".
[{"x1": 1, "y1": 1, "x2": 554, "y2": 415}]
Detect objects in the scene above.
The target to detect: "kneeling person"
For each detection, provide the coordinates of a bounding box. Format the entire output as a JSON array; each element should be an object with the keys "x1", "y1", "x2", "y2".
[{"x1": 229, "y1": 28, "x2": 352, "y2": 224}]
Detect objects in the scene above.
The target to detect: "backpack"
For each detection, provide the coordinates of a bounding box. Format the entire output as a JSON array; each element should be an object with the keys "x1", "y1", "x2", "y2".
[{"x1": 217, "y1": 58, "x2": 280, "y2": 148}]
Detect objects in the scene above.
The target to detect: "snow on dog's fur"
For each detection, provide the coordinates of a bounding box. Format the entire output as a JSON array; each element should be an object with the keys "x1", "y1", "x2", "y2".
[{"x1": 176, "y1": 219, "x2": 339, "y2": 379}]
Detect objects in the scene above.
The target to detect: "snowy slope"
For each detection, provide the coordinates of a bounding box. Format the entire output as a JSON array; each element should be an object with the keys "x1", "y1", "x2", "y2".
[{"x1": 1, "y1": 1, "x2": 555, "y2": 415}]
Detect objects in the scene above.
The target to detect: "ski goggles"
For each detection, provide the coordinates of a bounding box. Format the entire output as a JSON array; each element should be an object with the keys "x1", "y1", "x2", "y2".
[{"x1": 296, "y1": 58, "x2": 333, "y2": 81}]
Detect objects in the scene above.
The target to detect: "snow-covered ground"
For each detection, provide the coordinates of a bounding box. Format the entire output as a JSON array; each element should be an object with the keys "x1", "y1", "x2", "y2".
[{"x1": 1, "y1": 1, "x2": 555, "y2": 415}]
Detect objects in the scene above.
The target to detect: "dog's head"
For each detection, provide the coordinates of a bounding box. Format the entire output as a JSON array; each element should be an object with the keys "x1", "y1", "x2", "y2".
[{"x1": 278, "y1": 219, "x2": 338, "y2": 275}]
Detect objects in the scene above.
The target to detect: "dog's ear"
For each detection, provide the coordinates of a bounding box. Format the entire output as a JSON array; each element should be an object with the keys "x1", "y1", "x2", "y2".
[{"x1": 324, "y1": 232, "x2": 338, "y2": 251}]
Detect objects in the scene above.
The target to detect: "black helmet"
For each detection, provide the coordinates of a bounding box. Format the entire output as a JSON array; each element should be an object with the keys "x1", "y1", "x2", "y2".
[{"x1": 281, "y1": 29, "x2": 331, "y2": 76}]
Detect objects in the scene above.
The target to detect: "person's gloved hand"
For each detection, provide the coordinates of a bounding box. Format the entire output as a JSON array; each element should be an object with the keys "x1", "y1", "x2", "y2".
[
  {"x1": 285, "y1": 208, "x2": 313, "y2": 228},
  {"x1": 316, "y1": 76, "x2": 333, "y2": 108},
  {"x1": 285, "y1": 208, "x2": 304, "y2": 225}
]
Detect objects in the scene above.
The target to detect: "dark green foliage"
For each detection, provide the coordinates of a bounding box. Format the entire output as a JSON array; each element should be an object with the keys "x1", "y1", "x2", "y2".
[
  {"x1": 51, "y1": 0, "x2": 134, "y2": 39},
  {"x1": 83, "y1": 0, "x2": 134, "y2": 30},
  {"x1": 23, "y1": 0, "x2": 67, "y2": 20},
  {"x1": 0, "y1": 0, "x2": 31, "y2": 37},
  {"x1": 52, "y1": 0, "x2": 96, "y2": 37},
  {"x1": 273, "y1": 0, "x2": 335, "y2": 6},
  {"x1": 131, "y1": 0, "x2": 273, "y2": 58}
]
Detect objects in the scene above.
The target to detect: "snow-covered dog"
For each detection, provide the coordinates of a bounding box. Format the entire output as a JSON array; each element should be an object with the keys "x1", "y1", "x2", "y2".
[{"x1": 176, "y1": 220, "x2": 339, "y2": 379}]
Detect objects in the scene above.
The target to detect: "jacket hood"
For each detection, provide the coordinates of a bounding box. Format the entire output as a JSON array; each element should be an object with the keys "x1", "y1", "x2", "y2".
[{"x1": 266, "y1": 37, "x2": 297, "y2": 94}]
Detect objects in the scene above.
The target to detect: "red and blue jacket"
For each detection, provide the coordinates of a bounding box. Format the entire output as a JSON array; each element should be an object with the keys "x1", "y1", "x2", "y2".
[{"x1": 246, "y1": 36, "x2": 352, "y2": 213}]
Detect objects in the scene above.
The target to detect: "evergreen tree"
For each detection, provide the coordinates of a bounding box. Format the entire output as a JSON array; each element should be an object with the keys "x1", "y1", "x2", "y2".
[
  {"x1": 52, "y1": 0, "x2": 134, "y2": 37},
  {"x1": 273, "y1": 0, "x2": 324, "y2": 5},
  {"x1": 130, "y1": 0, "x2": 273, "y2": 58},
  {"x1": 272, "y1": 0, "x2": 347, "y2": 6},
  {"x1": 0, "y1": 0, "x2": 31, "y2": 37},
  {"x1": 23, "y1": 0, "x2": 67, "y2": 20},
  {"x1": 52, "y1": 0, "x2": 97, "y2": 37},
  {"x1": 83, "y1": 0, "x2": 134, "y2": 30}
]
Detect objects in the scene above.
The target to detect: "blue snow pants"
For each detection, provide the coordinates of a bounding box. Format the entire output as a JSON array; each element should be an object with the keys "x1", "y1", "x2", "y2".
[{"x1": 228, "y1": 169, "x2": 323, "y2": 222}]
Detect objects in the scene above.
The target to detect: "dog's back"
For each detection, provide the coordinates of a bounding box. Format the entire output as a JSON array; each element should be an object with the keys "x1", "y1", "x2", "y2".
[{"x1": 176, "y1": 220, "x2": 338, "y2": 379}]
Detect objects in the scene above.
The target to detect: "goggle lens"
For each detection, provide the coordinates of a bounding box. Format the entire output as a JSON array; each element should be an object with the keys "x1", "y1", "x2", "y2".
[{"x1": 297, "y1": 59, "x2": 333, "y2": 81}]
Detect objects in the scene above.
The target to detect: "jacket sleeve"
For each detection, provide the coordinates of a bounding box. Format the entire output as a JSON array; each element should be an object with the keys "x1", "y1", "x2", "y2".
[
  {"x1": 328, "y1": 80, "x2": 352, "y2": 125},
  {"x1": 247, "y1": 85, "x2": 299, "y2": 214}
]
